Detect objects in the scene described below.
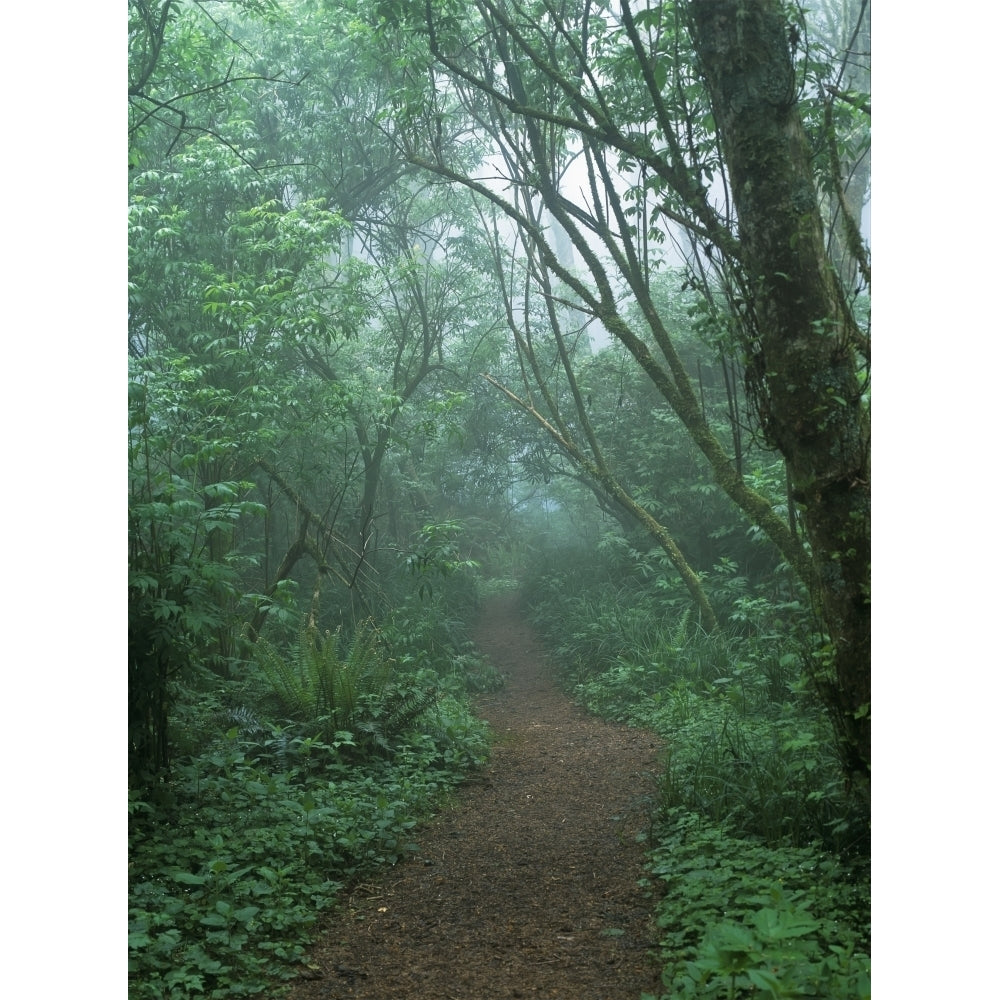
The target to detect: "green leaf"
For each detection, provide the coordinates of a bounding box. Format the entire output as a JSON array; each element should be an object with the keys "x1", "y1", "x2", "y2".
[
  {"x1": 747, "y1": 967, "x2": 784, "y2": 993},
  {"x1": 170, "y1": 870, "x2": 208, "y2": 886},
  {"x1": 752, "y1": 906, "x2": 821, "y2": 940}
]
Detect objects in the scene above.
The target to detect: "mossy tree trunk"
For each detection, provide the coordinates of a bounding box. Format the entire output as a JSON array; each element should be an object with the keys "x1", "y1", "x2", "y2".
[
  {"x1": 400, "y1": 0, "x2": 870, "y2": 784},
  {"x1": 689, "y1": 0, "x2": 870, "y2": 781}
]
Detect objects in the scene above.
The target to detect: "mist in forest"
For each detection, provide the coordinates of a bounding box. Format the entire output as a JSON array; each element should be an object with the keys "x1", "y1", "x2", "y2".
[{"x1": 129, "y1": 2, "x2": 873, "y2": 997}]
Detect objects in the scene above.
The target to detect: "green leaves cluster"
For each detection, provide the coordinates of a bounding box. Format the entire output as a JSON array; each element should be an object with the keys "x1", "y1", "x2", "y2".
[
  {"x1": 129, "y1": 354, "x2": 270, "y2": 781},
  {"x1": 254, "y1": 621, "x2": 388, "y2": 737},
  {"x1": 644, "y1": 811, "x2": 870, "y2": 1000},
  {"x1": 404, "y1": 520, "x2": 481, "y2": 600},
  {"x1": 127, "y1": 0, "x2": 517, "y2": 791},
  {"x1": 129, "y1": 713, "x2": 489, "y2": 999},
  {"x1": 523, "y1": 545, "x2": 863, "y2": 850}
]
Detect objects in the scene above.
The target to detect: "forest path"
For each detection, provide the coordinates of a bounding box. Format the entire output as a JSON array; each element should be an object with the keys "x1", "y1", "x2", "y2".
[{"x1": 283, "y1": 590, "x2": 664, "y2": 999}]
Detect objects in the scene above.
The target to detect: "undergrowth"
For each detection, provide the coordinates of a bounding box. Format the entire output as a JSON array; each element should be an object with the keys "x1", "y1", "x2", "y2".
[
  {"x1": 642, "y1": 810, "x2": 870, "y2": 999},
  {"x1": 129, "y1": 602, "x2": 495, "y2": 999},
  {"x1": 520, "y1": 545, "x2": 871, "y2": 999}
]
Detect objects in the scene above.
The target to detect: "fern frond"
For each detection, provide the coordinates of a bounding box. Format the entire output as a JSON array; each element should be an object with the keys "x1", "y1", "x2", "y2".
[
  {"x1": 253, "y1": 615, "x2": 429, "y2": 753},
  {"x1": 255, "y1": 632, "x2": 312, "y2": 719},
  {"x1": 306, "y1": 626, "x2": 343, "y2": 718},
  {"x1": 352, "y1": 686, "x2": 439, "y2": 758},
  {"x1": 671, "y1": 608, "x2": 692, "y2": 647}
]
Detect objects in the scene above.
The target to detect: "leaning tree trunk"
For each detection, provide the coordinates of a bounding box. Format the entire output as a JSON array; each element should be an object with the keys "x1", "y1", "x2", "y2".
[{"x1": 689, "y1": 0, "x2": 871, "y2": 784}]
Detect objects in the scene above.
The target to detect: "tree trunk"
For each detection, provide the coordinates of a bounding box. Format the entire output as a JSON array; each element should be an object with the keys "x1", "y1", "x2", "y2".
[{"x1": 689, "y1": 0, "x2": 870, "y2": 782}]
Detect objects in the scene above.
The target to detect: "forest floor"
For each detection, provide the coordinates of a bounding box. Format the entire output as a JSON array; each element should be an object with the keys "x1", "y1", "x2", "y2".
[{"x1": 281, "y1": 589, "x2": 666, "y2": 1000}]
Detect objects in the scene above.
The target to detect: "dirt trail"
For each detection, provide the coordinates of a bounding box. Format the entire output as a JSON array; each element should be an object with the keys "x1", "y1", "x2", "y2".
[{"x1": 283, "y1": 590, "x2": 664, "y2": 999}]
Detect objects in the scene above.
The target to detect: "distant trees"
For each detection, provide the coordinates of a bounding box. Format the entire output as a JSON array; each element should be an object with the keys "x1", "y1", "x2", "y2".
[
  {"x1": 128, "y1": 0, "x2": 870, "y2": 786},
  {"x1": 127, "y1": 1, "x2": 515, "y2": 780},
  {"x1": 357, "y1": 0, "x2": 870, "y2": 781}
]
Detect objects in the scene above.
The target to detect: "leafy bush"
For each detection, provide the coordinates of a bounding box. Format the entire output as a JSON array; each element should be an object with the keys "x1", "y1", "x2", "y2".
[
  {"x1": 643, "y1": 810, "x2": 870, "y2": 1000},
  {"x1": 522, "y1": 558, "x2": 866, "y2": 851},
  {"x1": 403, "y1": 519, "x2": 482, "y2": 601},
  {"x1": 129, "y1": 355, "x2": 272, "y2": 784},
  {"x1": 380, "y1": 594, "x2": 505, "y2": 694},
  {"x1": 657, "y1": 703, "x2": 866, "y2": 852},
  {"x1": 251, "y1": 618, "x2": 441, "y2": 755}
]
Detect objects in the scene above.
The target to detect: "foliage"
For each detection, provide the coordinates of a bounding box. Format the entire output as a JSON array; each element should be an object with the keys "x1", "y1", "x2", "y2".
[
  {"x1": 255, "y1": 620, "x2": 383, "y2": 743},
  {"x1": 129, "y1": 357, "x2": 268, "y2": 782},
  {"x1": 642, "y1": 810, "x2": 870, "y2": 1000},
  {"x1": 127, "y1": 0, "x2": 519, "y2": 777},
  {"x1": 384, "y1": 607, "x2": 505, "y2": 696},
  {"x1": 133, "y1": 570, "x2": 486, "y2": 1000},
  {"x1": 130, "y1": 584, "x2": 493, "y2": 999},
  {"x1": 404, "y1": 520, "x2": 481, "y2": 600},
  {"x1": 128, "y1": 0, "x2": 286, "y2": 166},
  {"x1": 579, "y1": 272, "x2": 795, "y2": 578},
  {"x1": 129, "y1": 705, "x2": 489, "y2": 999},
  {"x1": 657, "y1": 704, "x2": 865, "y2": 852},
  {"x1": 523, "y1": 548, "x2": 864, "y2": 850}
]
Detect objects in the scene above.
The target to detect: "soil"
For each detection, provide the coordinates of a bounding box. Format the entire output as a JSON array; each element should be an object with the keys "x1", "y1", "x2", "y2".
[{"x1": 281, "y1": 590, "x2": 665, "y2": 1000}]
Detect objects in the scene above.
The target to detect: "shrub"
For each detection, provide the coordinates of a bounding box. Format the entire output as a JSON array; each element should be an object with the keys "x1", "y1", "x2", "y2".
[
  {"x1": 130, "y1": 599, "x2": 493, "y2": 999},
  {"x1": 644, "y1": 810, "x2": 870, "y2": 1000}
]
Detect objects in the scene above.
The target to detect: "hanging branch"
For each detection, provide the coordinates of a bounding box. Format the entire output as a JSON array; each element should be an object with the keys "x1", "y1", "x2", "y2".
[
  {"x1": 254, "y1": 457, "x2": 363, "y2": 591},
  {"x1": 481, "y1": 373, "x2": 719, "y2": 631},
  {"x1": 826, "y1": 85, "x2": 871, "y2": 116}
]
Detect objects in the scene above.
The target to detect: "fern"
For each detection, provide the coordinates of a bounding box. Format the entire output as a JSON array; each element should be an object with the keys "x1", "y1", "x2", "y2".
[
  {"x1": 255, "y1": 626, "x2": 316, "y2": 719},
  {"x1": 327, "y1": 624, "x2": 389, "y2": 731},
  {"x1": 355, "y1": 684, "x2": 440, "y2": 756},
  {"x1": 671, "y1": 607, "x2": 693, "y2": 648},
  {"x1": 253, "y1": 618, "x2": 420, "y2": 751},
  {"x1": 223, "y1": 705, "x2": 266, "y2": 739}
]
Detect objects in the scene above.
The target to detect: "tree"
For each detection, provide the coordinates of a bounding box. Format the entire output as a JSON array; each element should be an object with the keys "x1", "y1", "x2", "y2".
[
  {"x1": 687, "y1": 0, "x2": 869, "y2": 780},
  {"x1": 128, "y1": 0, "x2": 530, "y2": 780},
  {"x1": 360, "y1": 0, "x2": 870, "y2": 782},
  {"x1": 128, "y1": 0, "x2": 291, "y2": 166}
]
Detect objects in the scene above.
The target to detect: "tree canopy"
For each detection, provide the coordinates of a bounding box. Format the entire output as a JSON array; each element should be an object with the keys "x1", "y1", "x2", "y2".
[
  {"x1": 127, "y1": 3, "x2": 876, "y2": 995},
  {"x1": 128, "y1": 0, "x2": 870, "y2": 786}
]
